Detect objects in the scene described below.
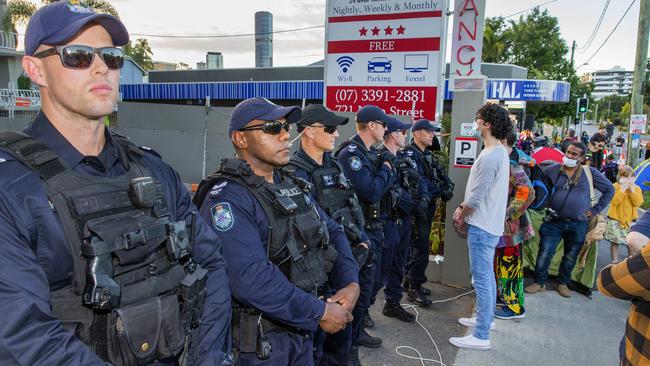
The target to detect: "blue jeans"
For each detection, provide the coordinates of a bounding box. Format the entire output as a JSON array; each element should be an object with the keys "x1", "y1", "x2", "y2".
[
  {"x1": 533, "y1": 220, "x2": 588, "y2": 285},
  {"x1": 467, "y1": 224, "x2": 500, "y2": 340}
]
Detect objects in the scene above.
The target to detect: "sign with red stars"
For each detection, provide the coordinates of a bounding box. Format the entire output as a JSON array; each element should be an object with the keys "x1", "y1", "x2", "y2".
[{"x1": 324, "y1": 0, "x2": 448, "y2": 121}]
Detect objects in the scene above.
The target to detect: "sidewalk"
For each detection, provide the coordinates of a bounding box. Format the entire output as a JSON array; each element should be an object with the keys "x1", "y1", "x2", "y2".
[{"x1": 362, "y1": 239, "x2": 630, "y2": 366}]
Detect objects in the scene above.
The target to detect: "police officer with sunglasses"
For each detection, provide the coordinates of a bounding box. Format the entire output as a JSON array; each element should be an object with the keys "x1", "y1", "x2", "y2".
[
  {"x1": 287, "y1": 104, "x2": 370, "y2": 365},
  {"x1": 0, "y1": 2, "x2": 231, "y2": 365},
  {"x1": 193, "y1": 98, "x2": 359, "y2": 365}
]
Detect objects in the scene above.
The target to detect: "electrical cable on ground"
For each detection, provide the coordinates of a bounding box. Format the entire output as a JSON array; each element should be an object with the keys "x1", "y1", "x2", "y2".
[
  {"x1": 577, "y1": 0, "x2": 637, "y2": 69},
  {"x1": 395, "y1": 289, "x2": 476, "y2": 366}
]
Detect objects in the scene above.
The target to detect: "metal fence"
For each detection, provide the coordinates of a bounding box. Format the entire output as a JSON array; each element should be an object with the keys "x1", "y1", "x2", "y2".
[{"x1": 0, "y1": 31, "x2": 18, "y2": 50}]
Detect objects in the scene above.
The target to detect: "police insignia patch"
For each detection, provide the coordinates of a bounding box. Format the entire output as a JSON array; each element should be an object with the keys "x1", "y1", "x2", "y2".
[
  {"x1": 406, "y1": 150, "x2": 414, "y2": 157},
  {"x1": 349, "y1": 156, "x2": 362, "y2": 171},
  {"x1": 211, "y1": 202, "x2": 234, "y2": 231}
]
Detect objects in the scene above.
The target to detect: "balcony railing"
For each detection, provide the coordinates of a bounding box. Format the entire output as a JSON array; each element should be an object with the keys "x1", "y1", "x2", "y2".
[
  {"x1": 0, "y1": 31, "x2": 18, "y2": 50},
  {"x1": 0, "y1": 89, "x2": 41, "y2": 117}
]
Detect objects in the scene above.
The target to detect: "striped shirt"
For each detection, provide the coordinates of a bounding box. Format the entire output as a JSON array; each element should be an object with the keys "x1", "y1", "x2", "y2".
[{"x1": 598, "y1": 243, "x2": 650, "y2": 365}]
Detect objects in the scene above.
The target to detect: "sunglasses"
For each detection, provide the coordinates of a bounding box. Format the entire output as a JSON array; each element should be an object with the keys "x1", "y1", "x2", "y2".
[
  {"x1": 34, "y1": 45, "x2": 124, "y2": 70},
  {"x1": 371, "y1": 120, "x2": 387, "y2": 127},
  {"x1": 239, "y1": 120, "x2": 291, "y2": 135},
  {"x1": 310, "y1": 125, "x2": 338, "y2": 134}
]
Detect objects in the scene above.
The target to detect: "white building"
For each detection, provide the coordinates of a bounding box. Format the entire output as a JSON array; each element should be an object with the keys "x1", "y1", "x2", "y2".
[{"x1": 581, "y1": 66, "x2": 633, "y2": 100}]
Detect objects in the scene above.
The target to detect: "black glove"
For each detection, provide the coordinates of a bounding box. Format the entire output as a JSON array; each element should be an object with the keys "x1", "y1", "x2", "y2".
[
  {"x1": 379, "y1": 150, "x2": 397, "y2": 167},
  {"x1": 415, "y1": 198, "x2": 430, "y2": 215},
  {"x1": 351, "y1": 245, "x2": 369, "y2": 267}
]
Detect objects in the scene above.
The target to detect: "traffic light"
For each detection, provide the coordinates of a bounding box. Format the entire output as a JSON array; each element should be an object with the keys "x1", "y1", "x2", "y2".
[{"x1": 578, "y1": 98, "x2": 589, "y2": 114}]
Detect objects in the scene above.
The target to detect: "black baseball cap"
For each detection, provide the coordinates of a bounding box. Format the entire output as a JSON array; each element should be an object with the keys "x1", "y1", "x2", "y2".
[
  {"x1": 24, "y1": 1, "x2": 129, "y2": 56},
  {"x1": 229, "y1": 97, "x2": 302, "y2": 136},
  {"x1": 297, "y1": 104, "x2": 348, "y2": 131},
  {"x1": 385, "y1": 117, "x2": 411, "y2": 135}
]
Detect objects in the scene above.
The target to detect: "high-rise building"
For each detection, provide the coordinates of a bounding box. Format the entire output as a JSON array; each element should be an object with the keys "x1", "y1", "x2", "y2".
[
  {"x1": 255, "y1": 11, "x2": 273, "y2": 68},
  {"x1": 196, "y1": 61, "x2": 206, "y2": 70},
  {"x1": 206, "y1": 52, "x2": 223, "y2": 69},
  {"x1": 581, "y1": 66, "x2": 633, "y2": 100}
]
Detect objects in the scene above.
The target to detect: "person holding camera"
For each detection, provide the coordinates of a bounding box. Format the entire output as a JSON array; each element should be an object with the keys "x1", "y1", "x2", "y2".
[{"x1": 525, "y1": 142, "x2": 614, "y2": 298}]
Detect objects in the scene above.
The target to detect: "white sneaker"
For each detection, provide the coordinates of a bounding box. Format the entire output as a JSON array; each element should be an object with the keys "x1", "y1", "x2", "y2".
[
  {"x1": 449, "y1": 334, "x2": 491, "y2": 350},
  {"x1": 458, "y1": 317, "x2": 495, "y2": 330}
]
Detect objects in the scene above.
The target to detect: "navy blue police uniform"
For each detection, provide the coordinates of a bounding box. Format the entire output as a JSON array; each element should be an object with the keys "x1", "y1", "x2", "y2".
[
  {"x1": 334, "y1": 106, "x2": 396, "y2": 349},
  {"x1": 402, "y1": 120, "x2": 444, "y2": 299},
  {"x1": 194, "y1": 99, "x2": 359, "y2": 366},
  {"x1": 372, "y1": 118, "x2": 422, "y2": 308},
  {"x1": 0, "y1": 113, "x2": 232, "y2": 365}
]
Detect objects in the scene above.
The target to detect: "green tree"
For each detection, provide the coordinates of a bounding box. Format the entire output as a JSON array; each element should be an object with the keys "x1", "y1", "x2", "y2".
[
  {"x1": 124, "y1": 38, "x2": 154, "y2": 71},
  {"x1": 482, "y1": 8, "x2": 586, "y2": 121},
  {"x1": 482, "y1": 17, "x2": 507, "y2": 63},
  {"x1": 3, "y1": 0, "x2": 119, "y2": 34}
]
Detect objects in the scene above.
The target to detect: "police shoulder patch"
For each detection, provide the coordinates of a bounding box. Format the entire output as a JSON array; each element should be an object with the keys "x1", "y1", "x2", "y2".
[
  {"x1": 349, "y1": 156, "x2": 362, "y2": 171},
  {"x1": 211, "y1": 202, "x2": 234, "y2": 232},
  {"x1": 406, "y1": 150, "x2": 414, "y2": 157},
  {"x1": 347, "y1": 144, "x2": 357, "y2": 152}
]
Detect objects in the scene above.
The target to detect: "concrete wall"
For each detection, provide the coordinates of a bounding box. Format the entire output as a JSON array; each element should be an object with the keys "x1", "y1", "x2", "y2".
[{"x1": 114, "y1": 101, "x2": 370, "y2": 184}]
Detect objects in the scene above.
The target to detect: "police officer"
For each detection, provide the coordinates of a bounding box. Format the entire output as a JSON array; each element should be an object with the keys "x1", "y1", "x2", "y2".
[
  {"x1": 403, "y1": 119, "x2": 442, "y2": 305},
  {"x1": 335, "y1": 105, "x2": 396, "y2": 361},
  {"x1": 194, "y1": 98, "x2": 360, "y2": 365},
  {"x1": 287, "y1": 104, "x2": 370, "y2": 365},
  {"x1": 375, "y1": 117, "x2": 419, "y2": 323},
  {"x1": 0, "y1": 2, "x2": 231, "y2": 364}
]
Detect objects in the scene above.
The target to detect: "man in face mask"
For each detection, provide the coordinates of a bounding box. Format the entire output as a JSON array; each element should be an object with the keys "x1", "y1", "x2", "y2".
[{"x1": 525, "y1": 142, "x2": 614, "y2": 298}]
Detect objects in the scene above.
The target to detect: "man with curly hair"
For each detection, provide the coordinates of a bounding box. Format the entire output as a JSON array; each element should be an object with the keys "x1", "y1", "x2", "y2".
[{"x1": 450, "y1": 103, "x2": 512, "y2": 350}]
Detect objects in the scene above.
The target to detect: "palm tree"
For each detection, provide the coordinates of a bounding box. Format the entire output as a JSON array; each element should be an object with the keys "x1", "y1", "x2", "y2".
[
  {"x1": 482, "y1": 17, "x2": 507, "y2": 64},
  {"x1": 3, "y1": 0, "x2": 119, "y2": 34}
]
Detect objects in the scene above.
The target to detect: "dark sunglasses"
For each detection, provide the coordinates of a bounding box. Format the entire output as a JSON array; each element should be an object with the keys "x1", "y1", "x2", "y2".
[
  {"x1": 239, "y1": 120, "x2": 291, "y2": 135},
  {"x1": 34, "y1": 45, "x2": 124, "y2": 70},
  {"x1": 310, "y1": 125, "x2": 338, "y2": 134},
  {"x1": 371, "y1": 120, "x2": 386, "y2": 127}
]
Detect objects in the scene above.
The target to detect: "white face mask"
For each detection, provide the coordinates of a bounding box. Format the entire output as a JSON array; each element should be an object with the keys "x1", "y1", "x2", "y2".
[
  {"x1": 562, "y1": 156, "x2": 578, "y2": 168},
  {"x1": 472, "y1": 120, "x2": 480, "y2": 131}
]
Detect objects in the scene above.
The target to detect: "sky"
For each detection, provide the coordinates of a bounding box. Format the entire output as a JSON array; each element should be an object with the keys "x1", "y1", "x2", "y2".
[{"x1": 94, "y1": 0, "x2": 643, "y2": 74}]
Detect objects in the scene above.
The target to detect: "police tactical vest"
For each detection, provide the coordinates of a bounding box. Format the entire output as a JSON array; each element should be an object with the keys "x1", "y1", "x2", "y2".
[
  {"x1": 395, "y1": 151, "x2": 420, "y2": 200},
  {"x1": 287, "y1": 154, "x2": 366, "y2": 245},
  {"x1": 404, "y1": 143, "x2": 435, "y2": 181},
  {"x1": 0, "y1": 131, "x2": 207, "y2": 366},
  {"x1": 194, "y1": 158, "x2": 335, "y2": 295},
  {"x1": 334, "y1": 139, "x2": 383, "y2": 223}
]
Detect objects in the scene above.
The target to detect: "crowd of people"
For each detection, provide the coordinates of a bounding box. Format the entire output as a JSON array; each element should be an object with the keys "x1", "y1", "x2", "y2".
[{"x1": 0, "y1": 2, "x2": 648, "y2": 366}]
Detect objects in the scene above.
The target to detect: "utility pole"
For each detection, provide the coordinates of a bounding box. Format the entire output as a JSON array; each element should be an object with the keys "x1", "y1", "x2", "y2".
[
  {"x1": 570, "y1": 40, "x2": 576, "y2": 70},
  {"x1": 628, "y1": 0, "x2": 650, "y2": 167}
]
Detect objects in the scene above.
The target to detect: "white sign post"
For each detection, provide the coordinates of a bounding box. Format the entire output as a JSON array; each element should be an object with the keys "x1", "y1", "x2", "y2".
[
  {"x1": 630, "y1": 114, "x2": 648, "y2": 134},
  {"x1": 324, "y1": 0, "x2": 447, "y2": 121}
]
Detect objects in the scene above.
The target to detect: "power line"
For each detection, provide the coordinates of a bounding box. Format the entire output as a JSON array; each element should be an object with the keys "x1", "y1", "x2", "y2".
[
  {"x1": 129, "y1": 24, "x2": 324, "y2": 39},
  {"x1": 502, "y1": 0, "x2": 559, "y2": 19},
  {"x1": 577, "y1": 0, "x2": 637, "y2": 69},
  {"x1": 578, "y1": 0, "x2": 611, "y2": 52}
]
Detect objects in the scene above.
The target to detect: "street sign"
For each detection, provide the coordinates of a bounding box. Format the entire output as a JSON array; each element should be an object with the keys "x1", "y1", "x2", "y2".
[
  {"x1": 449, "y1": 0, "x2": 486, "y2": 78},
  {"x1": 454, "y1": 137, "x2": 478, "y2": 168},
  {"x1": 324, "y1": 0, "x2": 447, "y2": 120},
  {"x1": 630, "y1": 114, "x2": 648, "y2": 134}
]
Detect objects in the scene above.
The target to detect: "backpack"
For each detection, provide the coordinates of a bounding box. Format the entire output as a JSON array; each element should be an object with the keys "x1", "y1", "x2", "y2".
[{"x1": 528, "y1": 164, "x2": 555, "y2": 210}]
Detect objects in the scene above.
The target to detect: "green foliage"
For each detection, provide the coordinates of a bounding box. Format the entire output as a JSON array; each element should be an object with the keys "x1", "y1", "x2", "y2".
[
  {"x1": 17, "y1": 73, "x2": 31, "y2": 89},
  {"x1": 482, "y1": 17, "x2": 507, "y2": 63},
  {"x1": 124, "y1": 38, "x2": 154, "y2": 71},
  {"x1": 4, "y1": 0, "x2": 118, "y2": 34},
  {"x1": 3, "y1": 0, "x2": 37, "y2": 33}
]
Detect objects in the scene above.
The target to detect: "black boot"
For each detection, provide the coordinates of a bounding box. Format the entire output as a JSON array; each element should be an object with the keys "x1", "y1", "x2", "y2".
[
  {"x1": 418, "y1": 286, "x2": 432, "y2": 296},
  {"x1": 404, "y1": 278, "x2": 432, "y2": 295},
  {"x1": 407, "y1": 288, "x2": 433, "y2": 306},
  {"x1": 383, "y1": 301, "x2": 415, "y2": 322},
  {"x1": 349, "y1": 345, "x2": 362, "y2": 366},
  {"x1": 363, "y1": 309, "x2": 374, "y2": 328},
  {"x1": 357, "y1": 328, "x2": 382, "y2": 348}
]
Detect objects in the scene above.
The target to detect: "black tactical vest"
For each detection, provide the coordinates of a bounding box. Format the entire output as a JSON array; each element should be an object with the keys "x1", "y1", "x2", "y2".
[
  {"x1": 0, "y1": 131, "x2": 207, "y2": 366},
  {"x1": 287, "y1": 154, "x2": 366, "y2": 245},
  {"x1": 334, "y1": 139, "x2": 383, "y2": 223},
  {"x1": 194, "y1": 158, "x2": 335, "y2": 295},
  {"x1": 404, "y1": 143, "x2": 435, "y2": 181}
]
